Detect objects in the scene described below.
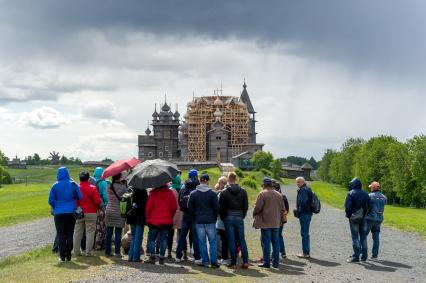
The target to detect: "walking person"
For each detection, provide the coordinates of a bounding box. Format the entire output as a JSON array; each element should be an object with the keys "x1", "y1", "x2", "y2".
[
  {"x1": 345, "y1": 177, "x2": 370, "y2": 263},
  {"x1": 48, "y1": 167, "x2": 82, "y2": 263},
  {"x1": 188, "y1": 174, "x2": 220, "y2": 268},
  {"x1": 73, "y1": 171, "x2": 102, "y2": 257},
  {"x1": 294, "y1": 177, "x2": 313, "y2": 259},
  {"x1": 92, "y1": 167, "x2": 109, "y2": 250},
  {"x1": 215, "y1": 176, "x2": 229, "y2": 265},
  {"x1": 145, "y1": 184, "x2": 177, "y2": 264},
  {"x1": 272, "y1": 180, "x2": 289, "y2": 259},
  {"x1": 253, "y1": 177, "x2": 285, "y2": 269},
  {"x1": 365, "y1": 181, "x2": 387, "y2": 259},
  {"x1": 105, "y1": 173, "x2": 128, "y2": 257},
  {"x1": 127, "y1": 188, "x2": 148, "y2": 262},
  {"x1": 175, "y1": 169, "x2": 201, "y2": 263},
  {"x1": 219, "y1": 172, "x2": 249, "y2": 270}
]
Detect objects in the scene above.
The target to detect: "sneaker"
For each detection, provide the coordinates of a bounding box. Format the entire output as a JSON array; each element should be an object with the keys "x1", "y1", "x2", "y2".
[
  {"x1": 257, "y1": 263, "x2": 270, "y2": 268},
  {"x1": 371, "y1": 255, "x2": 378, "y2": 260},
  {"x1": 347, "y1": 258, "x2": 360, "y2": 263},
  {"x1": 175, "y1": 258, "x2": 183, "y2": 263},
  {"x1": 281, "y1": 254, "x2": 287, "y2": 259},
  {"x1": 194, "y1": 259, "x2": 202, "y2": 265},
  {"x1": 159, "y1": 258, "x2": 165, "y2": 265},
  {"x1": 297, "y1": 253, "x2": 310, "y2": 259},
  {"x1": 227, "y1": 264, "x2": 237, "y2": 270},
  {"x1": 211, "y1": 263, "x2": 220, "y2": 268},
  {"x1": 360, "y1": 257, "x2": 367, "y2": 262},
  {"x1": 241, "y1": 263, "x2": 249, "y2": 269},
  {"x1": 58, "y1": 257, "x2": 66, "y2": 263},
  {"x1": 272, "y1": 264, "x2": 279, "y2": 269},
  {"x1": 146, "y1": 257, "x2": 156, "y2": 264}
]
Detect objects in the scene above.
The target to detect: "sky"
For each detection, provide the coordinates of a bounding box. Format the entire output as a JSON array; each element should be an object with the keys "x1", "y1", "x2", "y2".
[{"x1": 0, "y1": 0, "x2": 425, "y2": 161}]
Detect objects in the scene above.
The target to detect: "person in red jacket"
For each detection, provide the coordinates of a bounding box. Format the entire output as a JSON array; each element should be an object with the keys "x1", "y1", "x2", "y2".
[
  {"x1": 73, "y1": 171, "x2": 101, "y2": 257},
  {"x1": 145, "y1": 184, "x2": 177, "y2": 264}
]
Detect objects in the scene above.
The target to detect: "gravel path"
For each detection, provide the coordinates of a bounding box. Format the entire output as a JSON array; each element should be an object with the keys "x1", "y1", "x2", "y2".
[
  {"x1": 2, "y1": 184, "x2": 425, "y2": 282},
  {"x1": 0, "y1": 217, "x2": 55, "y2": 259}
]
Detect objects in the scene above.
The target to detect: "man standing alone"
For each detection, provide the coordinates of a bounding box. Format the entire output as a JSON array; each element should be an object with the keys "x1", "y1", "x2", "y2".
[
  {"x1": 188, "y1": 174, "x2": 219, "y2": 268},
  {"x1": 294, "y1": 177, "x2": 313, "y2": 259},
  {"x1": 365, "y1": 181, "x2": 387, "y2": 259}
]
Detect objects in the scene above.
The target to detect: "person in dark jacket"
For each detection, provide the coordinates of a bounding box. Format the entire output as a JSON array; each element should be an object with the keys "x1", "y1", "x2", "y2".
[
  {"x1": 175, "y1": 169, "x2": 201, "y2": 263},
  {"x1": 219, "y1": 172, "x2": 249, "y2": 269},
  {"x1": 295, "y1": 177, "x2": 313, "y2": 258},
  {"x1": 345, "y1": 177, "x2": 369, "y2": 263},
  {"x1": 48, "y1": 167, "x2": 82, "y2": 262},
  {"x1": 188, "y1": 174, "x2": 219, "y2": 267},
  {"x1": 365, "y1": 181, "x2": 387, "y2": 259},
  {"x1": 272, "y1": 180, "x2": 289, "y2": 259},
  {"x1": 127, "y1": 188, "x2": 148, "y2": 262}
]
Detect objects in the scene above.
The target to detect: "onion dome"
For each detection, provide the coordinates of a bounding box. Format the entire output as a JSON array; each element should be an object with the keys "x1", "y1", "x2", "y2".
[
  {"x1": 152, "y1": 104, "x2": 159, "y2": 118},
  {"x1": 145, "y1": 127, "x2": 152, "y2": 135},
  {"x1": 162, "y1": 102, "x2": 171, "y2": 112},
  {"x1": 174, "y1": 111, "x2": 180, "y2": 119},
  {"x1": 214, "y1": 96, "x2": 223, "y2": 107},
  {"x1": 213, "y1": 106, "x2": 223, "y2": 121},
  {"x1": 183, "y1": 112, "x2": 189, "y2": 120}
]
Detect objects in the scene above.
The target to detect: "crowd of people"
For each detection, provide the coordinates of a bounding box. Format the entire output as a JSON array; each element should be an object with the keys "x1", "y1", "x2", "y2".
[{"x1": 48, "y1": 166, "x2": 387, "y2": 270}]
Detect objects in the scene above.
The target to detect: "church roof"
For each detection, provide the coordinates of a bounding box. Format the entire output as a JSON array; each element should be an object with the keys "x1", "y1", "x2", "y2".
[
  {"x1": 240, "y1": 81, "x2": 256, "y2": 114},
  {"x1": 301, "y1": 162, "x2": 313, "y2": 169}
]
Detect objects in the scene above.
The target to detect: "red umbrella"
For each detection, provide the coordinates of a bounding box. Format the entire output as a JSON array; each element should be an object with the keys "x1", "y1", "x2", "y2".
[{"x1": 101, "y1": 158, "x2": 141, "y2": 179}]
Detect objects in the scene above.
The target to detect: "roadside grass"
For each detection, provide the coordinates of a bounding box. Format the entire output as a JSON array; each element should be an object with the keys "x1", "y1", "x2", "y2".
[
  {"x1": 310, "y1": 181, "x2": 426, "y2": 239},
  {"x1": 7, "y1": 165, "x2": 94, "y2": 184}
]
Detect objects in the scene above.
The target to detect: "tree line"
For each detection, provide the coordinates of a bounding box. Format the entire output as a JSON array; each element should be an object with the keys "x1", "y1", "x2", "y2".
[{"x1": 318, "y1": 135, "x2": 426, "y2": 208}]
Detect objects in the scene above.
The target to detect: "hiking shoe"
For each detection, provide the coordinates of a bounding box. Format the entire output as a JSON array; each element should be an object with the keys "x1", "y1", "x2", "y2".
[
  {"x1": 159, "y1": 258, "x2": 165, "y2": 265},
  {"x1": 241, "y1": 263, "x2": 249, "y2": 269},
  {"x1": 257, "y1": 263, "x2": 270, "y2": 268},
  {"x1": 297, "y1": 253, "x2": 310, "y2": 259},
  {"x1": 211, "y1": 263, "x2": 220, "y2": 268},
  {"x1": 347, "y1": 258, "x2": 360, "y2": 263},
  {"x1": 194, "y1": 259, "x2": 202, "y2": 265}
]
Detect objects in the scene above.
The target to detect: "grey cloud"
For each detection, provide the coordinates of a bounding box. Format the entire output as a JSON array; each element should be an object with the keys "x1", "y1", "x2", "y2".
[{"x1": 0, "y1": 0, "x2": 425, "y2": 84}]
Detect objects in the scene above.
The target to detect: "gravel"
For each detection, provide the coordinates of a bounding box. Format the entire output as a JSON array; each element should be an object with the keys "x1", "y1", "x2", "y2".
[{"x1": 2, "y1": 184, "x2": 425, "y2": 283}]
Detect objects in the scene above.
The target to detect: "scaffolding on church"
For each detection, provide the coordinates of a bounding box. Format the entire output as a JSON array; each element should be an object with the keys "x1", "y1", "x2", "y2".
[{"x1": 184, "y1": 91, "x2": 249, "y2": 162}]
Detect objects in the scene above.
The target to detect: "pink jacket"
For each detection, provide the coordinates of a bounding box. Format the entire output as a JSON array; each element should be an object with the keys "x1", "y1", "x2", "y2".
[{"x1": 171, "y1": 188, "x2": 183, "y2": 229}]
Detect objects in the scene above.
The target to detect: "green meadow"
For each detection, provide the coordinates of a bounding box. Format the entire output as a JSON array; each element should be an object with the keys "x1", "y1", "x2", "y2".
[{"x1": 311, "y1": 181, "x2": 426, "y2": 238}]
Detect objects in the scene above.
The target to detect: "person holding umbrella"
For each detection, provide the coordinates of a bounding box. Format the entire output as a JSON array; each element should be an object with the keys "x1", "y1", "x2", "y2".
[{"x1": 145, "y1": 183, "x2": 177, "y2": 264}]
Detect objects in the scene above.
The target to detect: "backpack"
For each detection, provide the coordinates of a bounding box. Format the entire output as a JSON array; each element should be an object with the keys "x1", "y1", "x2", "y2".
[
  {"x1": 119, "y1": 192, "x2": 135, "y2": 218},
  {"x1": 311, "y1": 191, "x2": 321, "y2": 214}
]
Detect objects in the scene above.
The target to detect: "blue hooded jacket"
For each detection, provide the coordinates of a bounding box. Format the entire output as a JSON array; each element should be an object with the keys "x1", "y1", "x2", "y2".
[
  {"x1": 344, "y1": 178, "x2": 369, "y2": 218},
  {"x1": 366, "y1": 191, "x2": 387, "y2": 222},
  {"x1": 93, "y1": 167, "x2": 109, "y2": 207},
  {"x1": 48, "y1": 167, "x2": 82, "y2": 215}
]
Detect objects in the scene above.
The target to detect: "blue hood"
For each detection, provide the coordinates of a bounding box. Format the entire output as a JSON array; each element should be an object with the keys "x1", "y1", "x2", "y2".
[
  {"x1": 93, "y1": 167, "x2": 104, "y2": 180},
  {"x1": 57, "y1": 167, "x2": 70, "y2": 181},
  {"x1": 349, "y1": 178, "x2": 362, "y2": 190}
]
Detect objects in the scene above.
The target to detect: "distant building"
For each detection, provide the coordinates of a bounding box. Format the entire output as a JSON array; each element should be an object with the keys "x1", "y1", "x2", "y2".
[
  {"x1": 7, "y1": 155, "x2": 27, "y2": 169},
  {"x1": 83, "y1": 161, "x2": 114, "y2": 168},
  {"x1": 282, "y1": 162, "x2": 313, "y2": 180},
  {"x1": 231, "y1": 151, "x2": 256, "y2": 170}
]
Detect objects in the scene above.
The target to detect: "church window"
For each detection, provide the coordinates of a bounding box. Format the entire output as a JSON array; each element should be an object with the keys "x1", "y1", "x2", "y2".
[
  {"x1": 158, "y1": 152, "x2": 163, "y2": 157},
  {"x1": 216, "y1": 136, "x2": 222, "y2": 140},
  {"x1": 148, "y1": 152, "x2": 154, "y2": 158}
]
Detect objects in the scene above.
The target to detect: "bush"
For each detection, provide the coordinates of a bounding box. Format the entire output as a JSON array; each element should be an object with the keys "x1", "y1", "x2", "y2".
[
  {"x1": 241, "y1": 177, "x2": 258, "y2": 190},
  {"x1": 260, "y1": 168, "x2": 272, "y2": 176},
  {"x1": 0, "y1": 166, "x2": 12, "y2": 186},
  {"x1": 234, "y1": 168, "x2": 245, "y2": 178}
]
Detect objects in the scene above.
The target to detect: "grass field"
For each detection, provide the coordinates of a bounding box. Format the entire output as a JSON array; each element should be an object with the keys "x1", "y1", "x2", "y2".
[
  {"x1": 310, "y1": 181, "x2": 426, "y2": 238},
  {"x1": 0, "y1": 166, "x2": 271, "y2": 227}
]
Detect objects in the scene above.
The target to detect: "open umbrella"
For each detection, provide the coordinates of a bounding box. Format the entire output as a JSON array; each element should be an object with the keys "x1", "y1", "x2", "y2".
[
  {"x1": 126, "y1": 159, "x2": 179, "y2": 189},
  {"x1": 101, "y1": 158, "x2": 141, "y2": 179}
]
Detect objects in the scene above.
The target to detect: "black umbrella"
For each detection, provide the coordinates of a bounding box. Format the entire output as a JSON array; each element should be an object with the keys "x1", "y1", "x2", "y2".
[{"x1": 126, "y1": 159, "x2": 179, "y2": 189}]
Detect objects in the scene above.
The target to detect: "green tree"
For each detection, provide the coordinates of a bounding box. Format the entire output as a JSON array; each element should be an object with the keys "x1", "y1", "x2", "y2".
[
  {"x1": 250, "y1": 151, "x2": 273, "y2": 170},
  {"x1": 0, "y1": 150, "x2": 7, "y2": 166},
  {"x1": 407, "y1": 135, "x2": 426, "y2": 207},
  {"x1": 317, "y1": 149, "x2": 336, "y2": 182},
  {"x1": 33, "y1": 153, "x2": 41, "y2": 164},
  {"x1": 270, "y1": 159, "x2": 283, "y2": 180}
]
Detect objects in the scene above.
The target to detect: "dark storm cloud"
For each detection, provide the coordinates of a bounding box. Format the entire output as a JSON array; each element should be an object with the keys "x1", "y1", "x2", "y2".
[{"x1": 1, "y1": 0, "x2": 425, "y2": 83}]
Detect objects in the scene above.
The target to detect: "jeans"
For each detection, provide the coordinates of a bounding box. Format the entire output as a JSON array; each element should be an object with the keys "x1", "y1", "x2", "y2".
[
  {"x1": 365, "y1": 220, "x2": 381, "y2": 257},
  {"x1": 128, "y1": 224, "x2": 144, "y2": 261},
  {"x1": 54, "y1": 213, "x2": 76, "y2": 260},
  {"x1": 218, "y1": 229, "x2": 228, "y2": 260},
  {"x1": 73, "y1": 213, "x2": 97, "y2": 256},
  {"x1": 273, "y1": 225, "x2": 286, "y2": 258},
  {"x1": 261, "y1": 228, "x2": 280, "y2": 267},
  {"x1": 349, "y1": 220, "x2": 367, "y2": 260},
  {"x1": 196, "y1": 223, "x2": 218, "y2": 266},
  {"x1": 105, "y1": 226, "x2": 123, "y2": 256},
  {"x1": 147, "y1": 227, "x2": 168, "y2": 258},
  {"x1": 223, "y1": 215, "x2": 249, "y2": 265},
  {"x1": 176, "y1": 217, "x2": 200, "y2": 260},
  {"x1": 299, "y1": 213, "x2": 312, "y2": 255}
]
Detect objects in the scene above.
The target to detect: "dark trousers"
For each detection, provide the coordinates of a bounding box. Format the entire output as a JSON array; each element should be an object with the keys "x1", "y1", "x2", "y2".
[
  {"x1": 105, "y1": 226, "x2": 123, "y2": 256},
  {"x1": 223, "y1": 215, "x2": 249, "y2": 265},
  {"x1": 54, "y1": 213, "x2": 76, "y2": 260},
  {"x1": 218, "y1": 229, "x2": 229, "y2": 260},
  {"x1": 167, "y1": 228, "x2": 175, "y2": 252},
  {"x1": 176, "y1": 217, "x2": 200, "y2": 260}
]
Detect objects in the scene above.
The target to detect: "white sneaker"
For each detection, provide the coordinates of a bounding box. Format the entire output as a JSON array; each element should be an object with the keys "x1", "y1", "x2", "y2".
[
  {"x1": 194, "y1": 259, "x2": 202, "y2": 265},
  {"x1": 220, "y1": 259, "x2": 229, "y2": 265},
  {"x1": 175, "y1": 258, "x2": 183, "y2": 263}
]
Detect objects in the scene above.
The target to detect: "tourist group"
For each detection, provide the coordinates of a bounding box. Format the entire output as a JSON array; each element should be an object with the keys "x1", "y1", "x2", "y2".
[{"x1": 48, "y1": 166, "x2": 386, "y2": 269}]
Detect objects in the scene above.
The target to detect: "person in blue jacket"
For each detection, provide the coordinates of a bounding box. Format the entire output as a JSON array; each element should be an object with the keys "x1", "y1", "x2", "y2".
[
  {"x1": 344, "y1": 177, "x2": 369, "y2": 263},
  {"x1": 365, "y1": 181, "x2": 387, "y2": 259},
  {"x1": 92, "y1": 167, "x2": 109, "y2": 250},
  {"x1": 294, "y1": 176, "x2": 313, "y2": 258},
  {"x1": 48, "y1": 167, "x2": 82, "y2": 262}
]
